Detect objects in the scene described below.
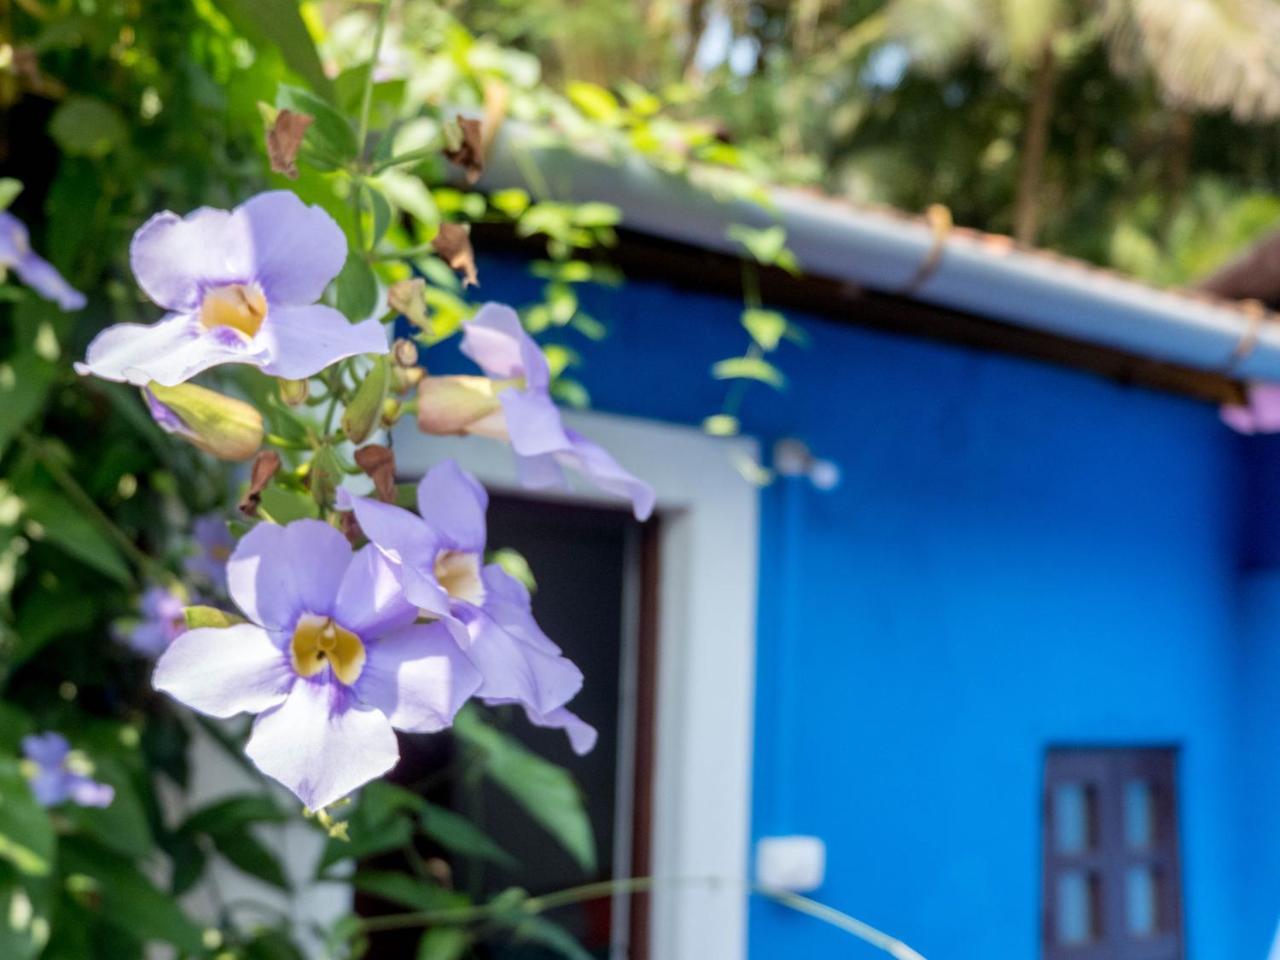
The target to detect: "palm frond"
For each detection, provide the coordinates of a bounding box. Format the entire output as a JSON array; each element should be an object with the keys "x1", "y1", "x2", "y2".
[{"x1": 1104, "y1": 0, "x2": 1280, "y2": 120}]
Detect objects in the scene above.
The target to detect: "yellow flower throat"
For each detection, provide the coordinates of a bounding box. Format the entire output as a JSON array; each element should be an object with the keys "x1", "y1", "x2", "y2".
[
  {"x1": 200, "y1": 283, "x2": 267, "y2": 339},
  {"x1": 290, "y1": 614, "x2": 365, "y2": 685}
]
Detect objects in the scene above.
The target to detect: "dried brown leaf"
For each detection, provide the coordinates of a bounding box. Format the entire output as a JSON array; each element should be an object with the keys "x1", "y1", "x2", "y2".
[
  {"x1": 354, "y1": 444, "x2": 397, "y2": 503},
  {"x1": 267, "y1": 109, "x2": 313, "y2": 180},
  {"x1": 432, "y1": 222, "x2": 479, "y2": 287},
  {"x1": 443, "y1": 117, "x2": 486, "y2": 184},
  {"x1": 239, "y1": 449, "x2": 282, "y2": 516}
]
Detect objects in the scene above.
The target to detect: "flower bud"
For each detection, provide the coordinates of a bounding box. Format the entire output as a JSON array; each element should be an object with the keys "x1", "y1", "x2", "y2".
[
  {"x1": 416, "y1": 375, "x2": 508, "y2": 438},
  {"x1": 341, "y1": 357, "x2": 389, "y2": 444},
  {"x1": 380, "y1": 397, "x2": 401, "y2": 428},
  {"x1": 278, "y1": 378, "x2": 309, "y2": 406},
  {"x1": 392, "y1": 363, "x2": 424, "y2": 393},
  {"x1": 144, "y1": 383, "x2": 263, "y2": 461},
  {"x1": 308, "y1": 446, "x2": 343, "y2": 507}
]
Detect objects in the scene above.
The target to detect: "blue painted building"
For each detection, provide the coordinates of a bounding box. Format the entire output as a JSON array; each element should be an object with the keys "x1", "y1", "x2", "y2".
[{"x1": 432, "y1": 140, "x2": 1280, "y2": 960}]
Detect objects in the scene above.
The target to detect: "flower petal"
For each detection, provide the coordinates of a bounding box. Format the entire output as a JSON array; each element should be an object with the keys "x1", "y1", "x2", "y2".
[
  {"x1": 29, "y1": 771, "x2": 70, "y2": 807},
  {"x1": 227, "y1": 519, "x2": 352, "y2": 632},
  {"x1": 130, "y1": 206, "x2": 248, "y2": 312},
  {"x1": 334, "y1": 544, "x2": 418, "y2": 637},
  {"x1": 1222, "y1": 383, "x2": 1280, "y2": 434},
  {"x1": 13, "y1": 249, "x2": 86, "y2": 311},
  {"x1": 499, "y1": 389, "x2": 572, "y2": 457},
  {"x1": 416, "y1": 460, "x2": 488, "y2": 554},
  {"x1": 245, "y1": 680, "x2": 399, "y2": 810},
  {"x1": 339, "y1": 493, "x2": 450, "y2": 616},
  {"x1": 558, "y1": 428, "x2": 656, "y2": 521},
  {"x1": 75, "y1": 314, "x2": 266, "y2": 387},
  {"x1": 153, "y1": 624, "x2": 292, "y2": 718},
  {"x1": 519, "y1": 705, "x2": 598, "y2": 755},
  {"x1": 68, "y1": 777, "x2": 115, "y2": 809},
  {"x1": 238, "y1": 191, "x2": 348, "y2": 306},
  {"x1": 256, "y1": 305, "x2": 388, "y2": 380},
  {"x1": 358, "y1": 622, "x2": 482, "y2": 732},
  {"x1": 461, "y1": 302, "x2": 550, "y2": 388},
  {"x1": 22, "y1": 733, "x2": 69, "y2": 768},
  {"x1": 461, "y1": 608, "x2": 583, "y2": 716},
  {"x1": 480, "y1": 565, "x2": 561, "y2": 655}
]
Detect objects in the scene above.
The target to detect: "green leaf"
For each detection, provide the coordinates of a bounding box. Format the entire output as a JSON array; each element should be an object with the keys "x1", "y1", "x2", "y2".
[
  {"x1": 213, "y1": 1, "x2": 332, "y2": 97},
  {"x1": 703, "y1": 414, "x2": 740, "y2": 437},
  {"x1": 183, "y1": 605, "x2": 247, "y2": 630},
  {"x1": 417, "y1": 927, "x2": 473, "y2": 960},
  {"x1": 64, "y1": 756, "x2": 152, "y2": 857},
  {"x1": 182, "y1": 794, "x2": 288, "y2": 836},
  {"x1": 0, "y1": 179, "x2": 21, "y2": 212},
  {"x1": 276, "y1": 85, "x2": 357, "y2": 169},
  {"x1": 10, "y1": 585, "x2": 97, "y2": 669},
  {"x1": 332, "y1": 252, "x2": 379, "y2": 321},
  {"x1": 0, "y1": 352, "x2": 55, "y2": 460},
  {"x1": 501, "y1": 915, "x2": 593, "y2": 960},
  {"x1": 352, "y1": 871, "x2": 466, "y2": 912},
  {"x1": 741, "y1": 308, "x2": 788, "y2": 351},
  {"x1": 60, "y1": 838, "x2": 206, "y2": 952},
  {"x1": 726, "y1": 224, "x2": 799, "y2": 273},
  {"x1": 566, "y1": 82, "x2": 622, "y2": 124},
  {"x1": 711, "y1": 356, "x2": 787, "y2": 389},
  {"x1": 211, "y1": 830, "x2": 290, "y2": 890},
  {"x1": 48, "y1": 97, "x2": 127, "y2": 157},
  {"x1": 571, "y1": 202, "x2": 622, "y2": 227},
  {"x1": 244, "y1": 929, "x2": 308, "y2": 960},
  {"x1": 417, "y1": 800, "x2": 519, "y2": 870},
  {"x1": 20, "y1": 489, "x2": 131, "y2": 585},
  {"x1": 366, "y1": 183, "x2": 394, "y2": 246},
  {"x1": 454, "y1": 709, "x2": 597, "y2": 872},
  {"x1": 257, "y1": 483, "x2": 320, "y2": 523},
  {"x1": 0, "y1": 879, "x2": 50, "y2": 960},
  {"x1": 0, "y1": 761, "x2": 53, "y2": 876}
]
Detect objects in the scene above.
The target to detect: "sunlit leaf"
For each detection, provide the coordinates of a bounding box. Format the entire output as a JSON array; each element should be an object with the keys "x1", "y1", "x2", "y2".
[
  {"x1": 454, "y1": 708, "x2": 596, "y2": 872},
  {"x1": 711, "y1": 356, "x2": 787, "y2": 389}
]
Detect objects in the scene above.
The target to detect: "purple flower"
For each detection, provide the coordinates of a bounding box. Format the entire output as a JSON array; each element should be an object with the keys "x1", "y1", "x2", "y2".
[
  {"x1": 185, "y1": 514, "x2": 235, "y2": 593},
  {"x1": 75, "y1": 191, "x2": 386, "y2": 387},
  {"x1": 341, "y1": 460, "x2": 597, "y2": 754},
  {"x1": 21, "y1": 733, "x2": 114, "y2": 808},
  {"x1": 0, "y1": 211, "x2": 86, "y2": 311},
  {"x1": 153, "y1": 519, "x2": 482, "y2": 810},
  {"x1": 419, "y1": 303, "x2": 654, "y2": 521},
  {"x1": 114, "y1": 583, "x2": 189, "y2": 657},
  {"x1": 1222, "y1": 383, "x2": 1280, "y2": 433}
]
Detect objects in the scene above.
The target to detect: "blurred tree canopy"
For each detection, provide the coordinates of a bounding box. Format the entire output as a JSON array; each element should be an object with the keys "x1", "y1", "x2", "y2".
[{"x1": 451, "y1": 0, "x2": 1280, "y2": 286}]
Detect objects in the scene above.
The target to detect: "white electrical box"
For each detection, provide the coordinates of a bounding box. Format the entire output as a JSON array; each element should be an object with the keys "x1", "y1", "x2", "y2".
[{"x1": 754, "y1": 835, "x2": 826, "y2": 893}]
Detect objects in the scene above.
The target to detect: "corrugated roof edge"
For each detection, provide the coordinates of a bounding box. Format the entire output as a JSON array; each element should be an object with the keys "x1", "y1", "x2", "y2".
[{"x1": 481, "y1": 123, "x2": 1280, "y2": 382}]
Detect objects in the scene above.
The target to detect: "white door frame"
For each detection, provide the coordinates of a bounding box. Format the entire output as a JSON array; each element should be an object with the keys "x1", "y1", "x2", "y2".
[
  {"x1": 393, "y1": 410, "x2": 760, "y2": 960},
  {"x1": 184, "y1": 410, "x2": 759, "y2": 960}
]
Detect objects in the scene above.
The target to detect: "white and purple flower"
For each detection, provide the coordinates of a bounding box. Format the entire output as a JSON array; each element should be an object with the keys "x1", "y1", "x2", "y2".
[
  {"x1": 114, "y1": 583, "x2": 189, "y2": 657},
  {"x1": 0, "y1": 211, "x2": 86, "y2": 311},
  {"x1": 418, "y1": 303, "x2": 655, "y2": 521},
  {"x1": 185, "y1": 514, "x2": 235, "y2": 593},
  {"x1": 76, "y1": 191, "x2": 386, "y2": 387},
  {"x1": 153, "y1": 519, "x2": 482, "y2": 810},
  {"x1": 21, "y1": 733, "x2": 114, "y2": 808},
  {"x1": 341, "y1": 460, "x2": 597, "y2": 754}
]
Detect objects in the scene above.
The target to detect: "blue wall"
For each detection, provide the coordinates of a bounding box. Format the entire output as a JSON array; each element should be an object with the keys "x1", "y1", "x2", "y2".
[{"x1": 451, "y1": 254, "x2": 1273, "y2": 959}]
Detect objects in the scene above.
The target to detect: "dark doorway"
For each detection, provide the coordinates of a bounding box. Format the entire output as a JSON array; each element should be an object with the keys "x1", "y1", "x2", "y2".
[{"x1": 362, "y1": 493, "x2": 659, "y2": 959}]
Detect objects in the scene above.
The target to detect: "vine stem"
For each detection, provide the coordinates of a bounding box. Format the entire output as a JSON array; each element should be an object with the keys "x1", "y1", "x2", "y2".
[
  {"x1": 356, "y1": 0, "x2": 392, "y2": 161},
  {"x1": 18, "y1": 429, "x2": 159, "y2": 584},
  {"x1": 355, "y1": 874, "x2": 928, "y2": 959}
]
